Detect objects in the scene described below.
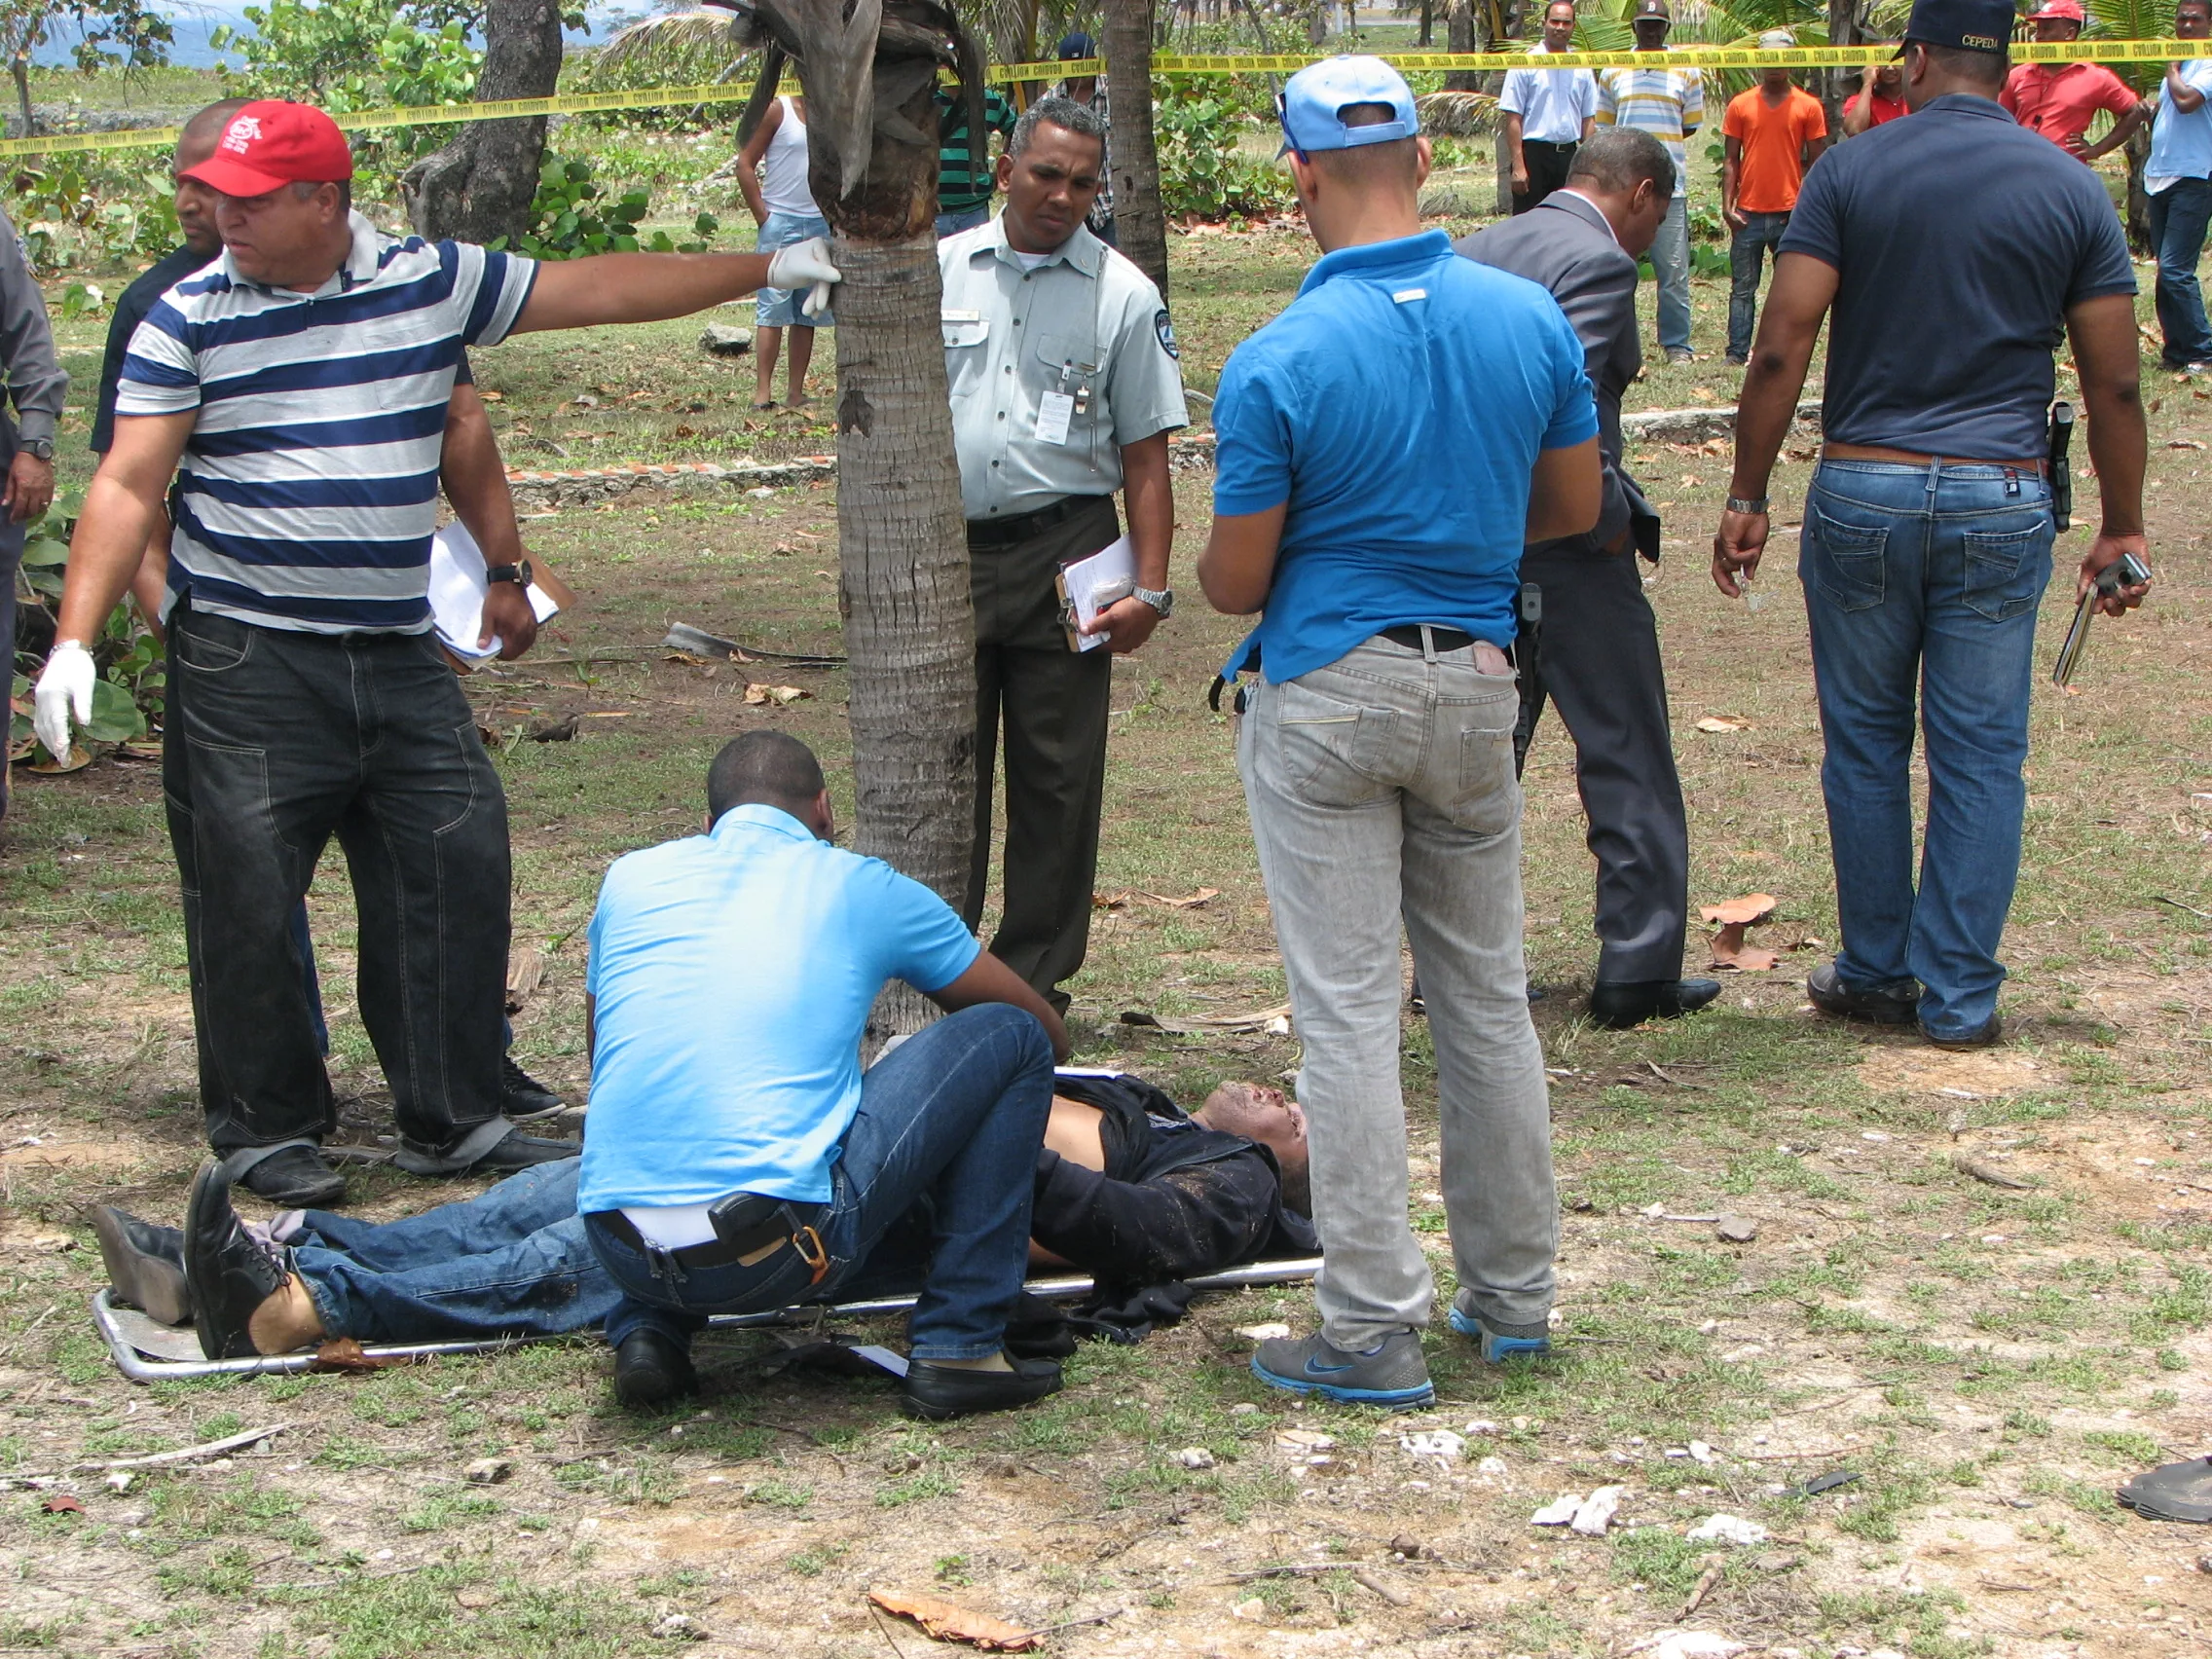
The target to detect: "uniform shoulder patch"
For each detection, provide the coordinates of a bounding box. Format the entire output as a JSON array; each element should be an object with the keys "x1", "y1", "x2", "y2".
[{"x1": 1155, "y1": 308, "x2": 1179, "y2": 359}]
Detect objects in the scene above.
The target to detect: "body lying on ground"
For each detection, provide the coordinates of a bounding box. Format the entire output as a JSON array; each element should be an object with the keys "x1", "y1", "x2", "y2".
[{"x1": 93, "y1": 1074, "x2": 1313, "y2": 1358}]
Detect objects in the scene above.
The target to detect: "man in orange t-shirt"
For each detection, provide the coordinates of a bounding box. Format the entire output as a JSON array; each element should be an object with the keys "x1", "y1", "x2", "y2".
[
  {"x1": 2002, "y1": 0, "x2": 2150, "y2": 160},
  {"x1": 1722, "y1": 34, "x2": 1828, "y2": 363}
]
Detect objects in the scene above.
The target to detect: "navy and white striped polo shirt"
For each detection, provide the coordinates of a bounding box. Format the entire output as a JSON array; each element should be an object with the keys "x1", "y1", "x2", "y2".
[{"x1": 116, "y1": 213, "x2": 537, "y2": 634}]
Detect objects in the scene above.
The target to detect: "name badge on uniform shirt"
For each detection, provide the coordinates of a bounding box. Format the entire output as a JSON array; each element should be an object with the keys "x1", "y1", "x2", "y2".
[{"x1": 1036, "y1": 389, "x2": 1076, "y2": 445}]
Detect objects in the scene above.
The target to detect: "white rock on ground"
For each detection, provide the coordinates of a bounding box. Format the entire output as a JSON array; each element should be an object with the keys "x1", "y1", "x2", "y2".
[
  {"x1": 1175, "y1": 1447, "x2": 1216, "y2": 1470},
  {"x1": 1401, "y1": 1430, "x2": 1465, "y2": 1461},
  {"x1": 1685, "y1": 1513, "x2": 1770, "y2": 1546},
  {"x1": 1570, "y1": 1485, "x2": 1625, "y2": 1536},
  {"x1": 1530, "y1": 1492, "x2": 1583, "y2": 1526}
]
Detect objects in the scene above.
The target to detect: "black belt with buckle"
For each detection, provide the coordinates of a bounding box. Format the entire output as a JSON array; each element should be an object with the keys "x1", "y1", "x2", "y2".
[
  {"x1": 1523, "y1": 138, "x2": 1578, "y2": 150},
  {"x1": 592, "y1": 1198, "x2": 829, "y2": 1280},
  {"x1": 1381, "y1": 624, "x2": 1479, "y2": 653},
  {"x1": 967, "y1": 494, "x2": 1109, "y2": 550}
]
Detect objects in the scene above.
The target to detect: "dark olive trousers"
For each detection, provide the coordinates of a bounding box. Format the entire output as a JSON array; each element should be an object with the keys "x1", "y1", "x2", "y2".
[{"x1": 965, "y1": 496, "x2": 1120, "y2": 1012}]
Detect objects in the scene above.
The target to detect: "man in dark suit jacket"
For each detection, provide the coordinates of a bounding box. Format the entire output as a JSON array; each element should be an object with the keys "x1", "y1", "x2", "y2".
[{"x1": 1456, "y1": 129, "x2": 1720, "y2": 1030}]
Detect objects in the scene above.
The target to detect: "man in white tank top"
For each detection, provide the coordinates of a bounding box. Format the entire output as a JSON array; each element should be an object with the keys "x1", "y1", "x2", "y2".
[{"x1": 738, "y1": 93, "x2": 832, "y2": 409}]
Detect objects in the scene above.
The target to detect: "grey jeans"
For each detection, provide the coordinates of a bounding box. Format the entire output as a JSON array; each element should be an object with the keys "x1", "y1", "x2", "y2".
[{"x1": 1236, "y1": 635, "x2": 1557, "y2": 1348}]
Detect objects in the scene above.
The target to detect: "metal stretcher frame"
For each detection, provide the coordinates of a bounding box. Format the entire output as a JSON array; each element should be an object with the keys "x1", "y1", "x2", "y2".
[{"x1": 90, "y1": 1257, "x2": 1325, "y2": 1382}]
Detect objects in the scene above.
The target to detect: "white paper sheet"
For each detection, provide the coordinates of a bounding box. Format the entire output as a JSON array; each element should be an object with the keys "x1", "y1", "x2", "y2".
[
  {"x1": 429, "y1": 521, "x2": 561, "y2": 660},
  {"x1": 1061, "y1": 534, "x2": 1136, "y2": 653}
]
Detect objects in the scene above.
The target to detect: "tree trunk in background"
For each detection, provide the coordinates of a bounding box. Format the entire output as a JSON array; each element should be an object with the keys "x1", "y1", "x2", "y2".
[
  {"x1": 2125, "y1": 123, "x2": 2153, "y2": 255},
  {"x1": 1104, "y1": 0, "x2": 1170, "y2": 297},
  {"x1": 1445, "y1": 2, "x2": 1480, "y2": 96},
  {"x1": 1491, "y1": 4, "x2": 1517, "y2": 213},
  {"x1": 401, "y1": 0, "x2": 563, "y2": 243},
  {"x1": 1419, "y1": 0, "x2": 1433, "y2": 45},
  {"x1": 1823, "y1": 0, "x2": 1858, "y2": 136}
]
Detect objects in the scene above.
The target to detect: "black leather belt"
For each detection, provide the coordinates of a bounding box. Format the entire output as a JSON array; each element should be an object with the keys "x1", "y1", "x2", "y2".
[
  {"x1": 591, "y1": 1203, "x2": 819, "y2": 1272},
  {"x1": 1523, "y1": 138, "x2": 1578, "y2": 150},
  {"x1": 967, "y1": 494, "x2": 1108, "y2": 550},
  {"x1": 1381, "y1": 624, "x2": 1479, "y2": 653}
]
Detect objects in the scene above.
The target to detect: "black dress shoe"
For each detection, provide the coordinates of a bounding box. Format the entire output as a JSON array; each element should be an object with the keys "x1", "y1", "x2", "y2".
[
  {"x1": 901, "y1": 1352, "x2": 1064, "y2": 1420},
  {"x1": 614, "y1": 1329, "x2": 699, "y2": 1408},
  {"x1": 237, "y1": 1145, "x2": 347, "y2": 1207},
  {"x1": 1806, "y1": 960, "x2": 1921, "y2": 1025},
  {"x1": 184, "y1": 1161, "x2": 294, "y2": 1360},
  {"x1": 93, "y1": 1207, "x2": 192, "y2": 1327},
  {"x1": 500, "y1": 1056, "x2": 567, "y2": 1121},
  {"x1": 1585, "y1": 977, "x2": 1723, "y2": 1030},
  {"x1": 397, "y1": 1128, "x2": 580, "y2": 1177}
]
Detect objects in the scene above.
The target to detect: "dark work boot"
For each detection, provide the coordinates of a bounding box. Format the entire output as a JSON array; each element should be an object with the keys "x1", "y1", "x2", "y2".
[
  {"x1": 93, "y1": 1207, "x2": 191, "y2": 1327},
  {"x1": 500, "y1": 1056, "x2": 566, "y2": 1121},
  {"x1": 1807, "y1": 960, "x2": 1921, "y2": 1025},
  {"x1": 614, "y1": 1330, "x2": 699, "y2": 1409},
  {"x1": 1586, "y1": 978, "x2": 1723, "y2": 1030},
  {"x1": 184, "y1": 1161, "x2": 295, "y2": 1361},
  {"x1": 235, "y1": 1145, "x2": 347, "y2": 1208}
]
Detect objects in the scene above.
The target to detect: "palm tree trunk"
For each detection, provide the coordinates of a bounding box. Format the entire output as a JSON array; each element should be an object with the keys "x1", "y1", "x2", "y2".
[
  {"x1": 401, "y1": 0, "x2": 564, "y2": 243},
  {"x1": 1103, "y1": 0, "x2": 1170, "y2": 297},
  {"x1": 748, "y1": 0, "x2": 982, "y2": 1037},
  {"x1": 830, "y1": 234, "x2": 976, "y2": 914}
]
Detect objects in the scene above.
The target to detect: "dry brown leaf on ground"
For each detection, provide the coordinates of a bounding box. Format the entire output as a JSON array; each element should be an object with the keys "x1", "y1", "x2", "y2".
[
  {"x1": 1702, "y1": 893, "x2": 1780, "y2": 972},
  {"x1": 1699, "y1": 894, "x2": 1777, "y2": 927},
  {"x1": 744, "y1": 683, "x2": 811, "y2": 706},
  {"x1": 1092, "y1": 890, "x2": 1131, "y2": 910},
  {"x1": 867, "y1": 1589, "x2": 1041, "y2": 1651},
  {"x1": 506, "y1": 947, "x2": 545, "y2": 1013},
  {"x1": 26, "y1": 744, "x2": 92, "y2": 775},
  {"x1": 1694, "y1": 716, "x2": 1749, "y2": 734},
  {"x1": 311, "y1": 1339, "x2": 417, "y2": 1374}
]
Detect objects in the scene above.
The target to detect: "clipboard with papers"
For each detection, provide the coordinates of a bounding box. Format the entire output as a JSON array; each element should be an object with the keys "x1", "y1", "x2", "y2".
[
  {"x1": 428, "y1": 522, "x2": 570, "y2": 667},
  {"x1": 1052, "y1": 535, "x2": 1136, "y2": 653}
]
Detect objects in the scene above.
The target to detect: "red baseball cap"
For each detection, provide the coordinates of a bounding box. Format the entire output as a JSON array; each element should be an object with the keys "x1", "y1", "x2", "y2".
[
  {"x1": 2027, "y1": 0, "x2": 2085, "y2": 20},
  {"x1": 181, "y1": 100, "x2": 354, "y2": 197}
]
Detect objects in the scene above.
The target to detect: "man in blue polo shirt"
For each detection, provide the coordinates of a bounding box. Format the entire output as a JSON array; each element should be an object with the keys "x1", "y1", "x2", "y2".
[
  {"x1": 1714, "y1": 0, "x2": 2150, "y2": 1049},
  {"x1": 575, "y1": 731, "x2": 1070, "y2": 1418},
  {"x1": 1198, "y1": 56, "x2": 1600, "y2": 1409}
]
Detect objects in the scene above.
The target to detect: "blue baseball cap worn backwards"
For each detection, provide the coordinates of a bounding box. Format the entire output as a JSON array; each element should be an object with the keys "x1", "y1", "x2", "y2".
[{"x1": 1276, "y1": 55, "x2": 1421, "y2": 159}]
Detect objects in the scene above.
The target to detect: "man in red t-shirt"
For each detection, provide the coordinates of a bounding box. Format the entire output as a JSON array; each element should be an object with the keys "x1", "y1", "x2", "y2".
[
  {"x1": 2002, "y1": 0, "x2": 2151, "y2": 160},
  {"x1": 1722, "y1": 35, "x2": 1828, "y2": 363},
  {"x1": 1843, "y1": 58, "x2": 1908, "y2": 134}
]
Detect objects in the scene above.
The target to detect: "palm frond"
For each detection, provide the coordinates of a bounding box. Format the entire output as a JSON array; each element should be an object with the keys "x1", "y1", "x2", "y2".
[
  {"x1": 592, "y1": 9, "x2": 747, "y2": 76},
  {"x1": 2086, "y1": 0, "x2": 2170, "y2": 39},
  {"x1": 1417, "y1": 90, "x2": 1499, "y2": 134}
]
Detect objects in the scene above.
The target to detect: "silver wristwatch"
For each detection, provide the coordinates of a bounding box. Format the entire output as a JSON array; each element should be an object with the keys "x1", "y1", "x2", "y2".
[
  {"x1": 1133, "y1": 585, "x2": 1174, "y2": 618},
  {"x1": 1725, "y1": 495, "x2": 1770, "y2": 515}
]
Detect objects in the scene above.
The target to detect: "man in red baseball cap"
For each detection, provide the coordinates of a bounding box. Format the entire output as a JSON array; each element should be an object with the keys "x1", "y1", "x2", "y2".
[
  {"x1": 2002, "y1": 0, "x2": 2153, "y2": 161},
  {"x1": 32, "y1": 97, "x2": 842, "y2": 1209}
]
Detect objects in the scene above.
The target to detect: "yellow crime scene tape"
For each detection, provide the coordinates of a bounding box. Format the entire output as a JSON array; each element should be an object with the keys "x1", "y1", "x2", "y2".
[{"x1": 2, "y1": 39, "x2": 2198, "y2": 163}]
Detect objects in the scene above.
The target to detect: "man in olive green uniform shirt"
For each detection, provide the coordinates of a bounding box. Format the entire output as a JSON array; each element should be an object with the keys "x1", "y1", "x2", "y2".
[{"x1": 939, "y1": 95, "x2": 1187, "y2": 1011}]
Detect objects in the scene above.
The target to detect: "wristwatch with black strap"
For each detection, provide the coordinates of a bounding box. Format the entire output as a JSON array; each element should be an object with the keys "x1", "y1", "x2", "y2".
[
  {"x1": 485, "y1": 560, "x2": 534, "y2": 588},
  {"x1": 18, "y1": 436, "x2": 53, "y2": 461}
]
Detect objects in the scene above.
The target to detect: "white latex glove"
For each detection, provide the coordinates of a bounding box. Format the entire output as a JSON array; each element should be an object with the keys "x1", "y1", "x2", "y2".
[
  {"x1": 765, "y1": 235, "x2": 841, "y2": 320},
  {"x1": 34, "y1": 640, "x2": 95, "y2": 761}
]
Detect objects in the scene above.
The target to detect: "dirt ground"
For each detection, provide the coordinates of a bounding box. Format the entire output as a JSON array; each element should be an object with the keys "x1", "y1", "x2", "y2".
[{"x1": 7, "y1": 227, "x2": 2212, "y2": 1658}]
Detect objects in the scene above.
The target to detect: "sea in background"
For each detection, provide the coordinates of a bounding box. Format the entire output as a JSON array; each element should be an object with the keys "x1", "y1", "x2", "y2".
[{"x1": 32, "y1": 3, "x2": 643, "y2": 71}]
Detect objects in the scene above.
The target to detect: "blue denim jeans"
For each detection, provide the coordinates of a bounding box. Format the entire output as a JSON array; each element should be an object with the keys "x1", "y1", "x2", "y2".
[
  {"x1": 1727, "y1": 209, "x2": 1790, "y2": 360},
  {"x1": 755, "y1": 210, "x2": 833, "y2": 329},
  {"x1": 1797, "y1": 460, "x2": 2055, "y2": 1039},
  {"x1": 936, "y1": 203, "x2": 991, "y2": 239},
  {"x1": 2149, "y1": 177, "x2": 2212, "y2": 368},
  {"x1": 288, "y1": 1160, "x2": 612, "y2": 1342},
  {"x1": 1650, "y1": 195, "x2": 1692, "y2": 352},
  {"x1": 586, "y1": 1004, "x2": 1055, "y2": 1362}
]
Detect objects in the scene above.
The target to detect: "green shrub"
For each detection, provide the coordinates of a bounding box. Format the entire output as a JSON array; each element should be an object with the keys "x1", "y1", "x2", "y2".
[
  {"x1": 10, "y1": 491, "x2": 160, "y2": 758},
  {"x1": 498, "y1": 155, "x2": 718, "y2": 259},
  {"x1": 1154, "y1": 94, "x2": 1289, "y2": 224}
]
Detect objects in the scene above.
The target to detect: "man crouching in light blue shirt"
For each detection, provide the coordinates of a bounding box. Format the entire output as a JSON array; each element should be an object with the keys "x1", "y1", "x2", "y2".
[
  {"x1": 577, "y1": 731, "x2": 1071, "y2": 1419},
  {"x1": 1199, "y1": 55, "x2": 1601, "y2": 1410}
]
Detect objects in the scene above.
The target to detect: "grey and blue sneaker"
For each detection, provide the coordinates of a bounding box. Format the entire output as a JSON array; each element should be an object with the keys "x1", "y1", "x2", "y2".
[
  {"x1": 1250, "y1": 1330, "x2": 1434, "y2": 1409},
  {"x1": 1449, "y1": 1304, "x2": 1553, "y2": 1363}
]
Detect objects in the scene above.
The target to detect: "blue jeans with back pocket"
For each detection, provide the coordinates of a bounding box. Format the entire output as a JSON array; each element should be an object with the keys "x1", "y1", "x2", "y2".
[{"x1": 1797, "y1": 459, "x2": 2055, "y2": 1039}]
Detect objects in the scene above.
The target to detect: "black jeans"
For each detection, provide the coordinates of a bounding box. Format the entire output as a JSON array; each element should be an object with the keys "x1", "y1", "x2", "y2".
[
  {"x1": 1512, "y1": 139, "x2": 1577, "y2": 214},
  {"x1": 163, "y1": 606, "x2": 511, "y2": 1156}
]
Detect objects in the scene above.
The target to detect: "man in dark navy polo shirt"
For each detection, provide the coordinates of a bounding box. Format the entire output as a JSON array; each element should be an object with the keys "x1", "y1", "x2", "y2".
[{"x1": 1712, "y1": 0, "x2": 2150, "y2": 1051}]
